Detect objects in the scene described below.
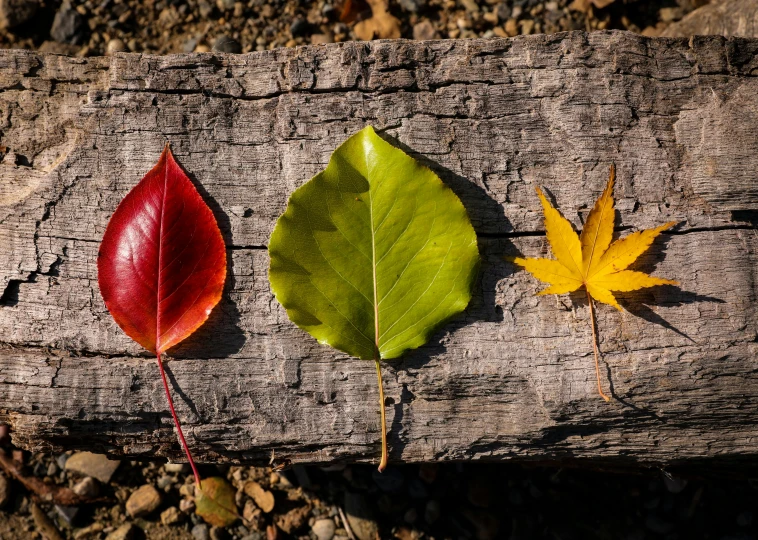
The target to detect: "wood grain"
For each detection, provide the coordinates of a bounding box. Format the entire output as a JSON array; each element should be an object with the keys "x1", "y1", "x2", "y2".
[{"x1": 1, "y1": 31, "x2": 757, "y2": 466}]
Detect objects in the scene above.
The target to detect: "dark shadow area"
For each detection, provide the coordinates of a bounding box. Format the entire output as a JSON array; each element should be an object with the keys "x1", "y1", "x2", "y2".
[{"x1": 168, "y1": 158, "x2": 246, "y2": 360}]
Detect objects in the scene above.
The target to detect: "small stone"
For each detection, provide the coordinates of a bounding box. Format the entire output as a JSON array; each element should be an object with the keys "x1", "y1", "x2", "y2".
[
  {"x1": 312, "y1": 518, "x2": 336, "y2": 540},
  {"x1": 460, "y1": 0, "x2": 478, "y2": 12},
  {"x1": 125, "y1": 484, "x2": 161, "y2": 518},
  {"x1": 399, "y1": 0, "x2": 423, "y2": 12},
  {"x1": 195, "y1": 44, "x2": 211, "y2": 53},
  {"x1": 0, "y1": 0, "x2": 41, "y2": 29},
  {"x1": 290, "y1": 17, "x2": 309, "y2": 37},
  {"x1": 275, "y1": 504, "x2": 310, "y2": 534},
  {"x1": 161, "y1": 506, "x2": 182, "y2": 526},
  {"x1": 55, "y1": 505, "x2": 79, "y2": 525},
  {"x1": 504, "y1": 18, "x2": 518, "y2": 36},
  {"x1": 72, "y1": 477, "x2": 99, "y2": 499},
  {"x1": 659, "y1": 7, "x2": 683, "y2": 22},
  {"x1": 56, "y1": 453, "x2": 69, "y2": 470},
  {"x1": 50, "y1": 1, "x2": 84, "y2": 44},
  {"x1": 31, "y1": 503, "x2": 63, "y2": 540},
  {"x1": 180, "y1": 483, "x2": 196, "y2": 499},
  {"x1": 105, "y1": 523, "x2": 136, "y2": 540},
  {"x1": 311, "y1": 33, "x2": 333, "y2": 44},
  {"x1": 215, "y1": 0, "x2": 234, "y2": 10},
  {"x1": 192, "y1": 523, "x2": 210, "y2": 540},
  {"x1": 413, "y1": 20, "x2": 438, "y2": 41},
  {"x1": 213, "y1": 35, "x2": 241, "y2": 53},
  {"x1": 424, "y1": 500, "x2": 440, "y2": 524},
  {"x1": 344, "y1": 493, "x2": 378, "y2": 540},
  {"x1": 180, "y1": 498, "x2": 195, "y2": 513},
  {"x1": 520, "y1": 19, "x2": 535, "y2": 34},
  {"x1": 242, "y1": 499, "x2": 260, "y2": 523},
  {"x1": 65, "y1": 452, "x2": 120, "y2": 483},
  {"x1": 156, "y1": 475, "x2": 175, "y2": 490},
  {"x1": 496, "y1": 3, "x2": 511, "y2": 21},
  {"x1": 73, "y1": 522, "x2": 104, "y2": 539},
  {"x1": 47, "y1": 462, "x2": 59, "y2": 476},
  {"x1": 233, "y1": 2, "x2": 243, "y2": 16},
  {"x1": 197, "y1": 0, "x2": 212, "y2": 17},
  {"x1": 0, "y1": 473, "x2": 10, "y2": 508},
  {"x1": 244, "y1": 481, "x2": 275, "y2": 513},
  {"x1": 127, "y1": 38, "x2": 138, "y2": 51}
]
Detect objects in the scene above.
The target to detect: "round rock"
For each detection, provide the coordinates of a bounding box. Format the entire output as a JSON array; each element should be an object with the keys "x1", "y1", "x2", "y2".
[
  {"x1": 312, "y1": 518, "x2": 336, "y2": 540},
  {"x1": 125, "y1": 484, "x2": 161, "y2": 518},
  {"x1": 212, "y1": 35, "x2": 241, "y2": 53}
]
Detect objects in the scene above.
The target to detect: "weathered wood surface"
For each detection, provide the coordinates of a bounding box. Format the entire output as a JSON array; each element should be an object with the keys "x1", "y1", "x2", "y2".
[{"x1": 1, "y1": 30, "x2": 758, "y2": 467}]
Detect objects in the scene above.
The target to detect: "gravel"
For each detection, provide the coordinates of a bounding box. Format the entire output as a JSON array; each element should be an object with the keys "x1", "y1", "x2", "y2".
[
  {"x1": 1, "y1": 441, "x2": 757, "y2": 539},
  {"x1": 0, "y1": 0, "x2": 704, "y2": 56}
]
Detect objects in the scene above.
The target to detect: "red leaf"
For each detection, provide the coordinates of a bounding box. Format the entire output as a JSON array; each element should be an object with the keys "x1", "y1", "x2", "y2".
[
  {"x1": 98, "y1": 144, "x2": 226, "y2": 355},
  {"x1": 98, "y1": 144, "x2": 226, "y2": 487}
]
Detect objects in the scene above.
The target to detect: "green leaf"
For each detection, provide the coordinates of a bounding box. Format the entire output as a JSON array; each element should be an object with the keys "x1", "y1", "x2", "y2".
[
  {"x1": 195, "y1": 477, "x2": 238, "y2": 528},
  {"x1": 269, "y1": 126, "x2": 480, "y2": 361}
]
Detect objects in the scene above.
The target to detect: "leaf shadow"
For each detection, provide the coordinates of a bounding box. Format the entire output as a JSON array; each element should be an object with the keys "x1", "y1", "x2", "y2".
[{"x1": 376, "y1": 131, "x2": 515, "y2": 461}]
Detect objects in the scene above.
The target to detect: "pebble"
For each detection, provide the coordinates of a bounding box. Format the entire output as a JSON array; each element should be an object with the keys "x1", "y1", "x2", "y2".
[
  {"x1": 0, "y1": 0, "x2": 40, "y2": 29},
  {"x1": 344, "y1": 492, "x2": 378, "y2": 540},
  {"x1": 73, "y1": 476, "x2": 100, "y2": 498},
  {"x1": 65, "y1": 452, "x2": 120, "y2": 483},
  {"x1": 192, "y1": 523, "x2": 210, "y2": 540},
  {"x1": 31, "y1": 503, "x2": 63, "y2": 540},
  {"x1": 413, "y1": 20, "x2": 438, "y2": 40},
  {"x1": 161, "y1": 506, "x2": 182, "y2": 525},
  {"x1": 215, "y1": 0, "x2": 234, "y2": 11},
  {"x1": 244, "y1": 481, "x2": 275, "y2": 513},
  {"x1": 106, "y1": 38, "x2": 127, "y2": 55},
  {"x1": 47, "y1": 462, "x2": 59, "y2": 476},
  {"x1": 399, "y1": 0, "x2": 423, "y2": 12},
  {"x1": 0, "y1": 473, "x2": 9, "y2": 508},
  {"x1": 50, "y1": 1, "x2": 84, "y2": 44},
  {"x1": 105, "y1": 523, "x2": 136, "y2": 540},
  {"x1": 125, "y1": 484, "x2": 162, "y2": 518},
  {"x1": 311, "y1": 33, "x2": 333, "y2": 44},
  {"x1": 290, "y1": 17, "x2": 309, "y2": 37},
  {"x1": 55, "y1": 504, "x2": 79, "y2": 525},
  {"x1": 56, "y1": 453, "x2": 69, "y2": 470},
  {"x1": 73, "y1": 522, "x2": 104, "y2": 539},
  {"x1": 156, "y1": 474, "x2": 175, "y2": 490},
  {"x1": 180, "y1": 498, "x2": 196, "y2": 513},
  {"x1": 311, "y1": 518, "x2": 336, "y2": 540},
  {"x1": 165, "y1": 463, "x2": 189, "y2": 474},
  {"x1": 212, "y1": 35, "x2": 241, "y2": 53},
  {"x1": 275, "y1": 504, "x2": 311, "y2": 534}
]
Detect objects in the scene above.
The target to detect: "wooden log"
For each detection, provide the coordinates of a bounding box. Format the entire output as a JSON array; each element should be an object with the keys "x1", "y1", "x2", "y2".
[{"x1": 1, "y1": 31, "x2": 758, "y2": 467}]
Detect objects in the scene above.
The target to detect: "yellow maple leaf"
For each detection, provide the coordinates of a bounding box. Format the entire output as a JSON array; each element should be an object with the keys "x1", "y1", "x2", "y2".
[{"x1": 511, "y1": 165, "x2": 678, "y2": 401}]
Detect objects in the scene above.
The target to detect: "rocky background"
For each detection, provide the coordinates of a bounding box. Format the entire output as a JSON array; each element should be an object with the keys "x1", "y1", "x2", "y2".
[
  {"x1": 2, "y1": 430, "x2": 758, "y2": 540},
  {"x1": 0, "y1": 0, "x2": 708, "y2": 56},
  {"x1": 2, "y1": 0, "x2": 758, "y2": 538}
]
